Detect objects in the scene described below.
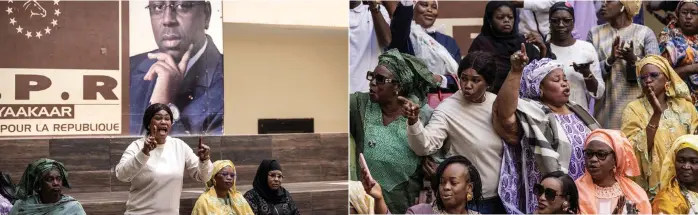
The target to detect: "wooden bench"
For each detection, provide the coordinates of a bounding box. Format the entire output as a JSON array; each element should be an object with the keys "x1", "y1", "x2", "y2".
[
  {"x1": 0, "y1": 133, "x2": 349, "y2": 214},
  {"x1": 71, "y1": 180, "x2": 348, "y2": 214}
]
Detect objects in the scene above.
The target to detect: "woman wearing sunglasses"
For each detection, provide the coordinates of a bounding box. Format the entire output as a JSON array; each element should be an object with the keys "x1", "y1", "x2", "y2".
[
  {"x1": 349, "y1": 48, "x2": 438, "y2": 213},
  {"x1": 652, "y1": 135, "x2": 698, "y2": 214},
  {"x1": 621, "y1": 55, "x2": 698, "y2": 198},
  {"x1": 534, "y1": 171, "x2": 579, "y2": 214},
  {"x1": 575, "y1": 129, "x2": 650, "y2": 214}
]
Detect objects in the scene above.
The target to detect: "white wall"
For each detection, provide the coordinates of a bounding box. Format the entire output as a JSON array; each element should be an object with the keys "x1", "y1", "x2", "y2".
[{"x1": 222, "y1": 0, "x2": 347, "y2": 28}]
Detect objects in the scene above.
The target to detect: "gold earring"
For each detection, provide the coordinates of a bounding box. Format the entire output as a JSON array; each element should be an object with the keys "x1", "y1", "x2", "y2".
[
  {"x1": 395, "y1": 90, "x2": 399, "y2": 95},
  {"x1": 467, "y1": 192, "x2": 473, "y2": 201}
]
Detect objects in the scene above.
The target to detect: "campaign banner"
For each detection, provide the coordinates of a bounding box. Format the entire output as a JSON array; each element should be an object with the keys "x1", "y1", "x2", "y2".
[{"x1": 0, "y1": 0, "x2": 223, "y2": 137}]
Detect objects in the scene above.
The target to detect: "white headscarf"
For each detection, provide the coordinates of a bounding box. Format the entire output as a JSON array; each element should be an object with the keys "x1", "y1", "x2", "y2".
[{"x1": 409, "y1": 0, "x2": 458, "y2": 76}]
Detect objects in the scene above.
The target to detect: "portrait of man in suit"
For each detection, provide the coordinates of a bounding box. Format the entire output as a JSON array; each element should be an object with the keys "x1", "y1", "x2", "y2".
[{"x1": 129, "y1": 0, "x2": 224, "y2": 135}]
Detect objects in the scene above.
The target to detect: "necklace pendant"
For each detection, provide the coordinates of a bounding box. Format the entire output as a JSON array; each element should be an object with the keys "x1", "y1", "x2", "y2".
[{"x1": 368, "y1": 140, "x2": 377, "y2": 148}]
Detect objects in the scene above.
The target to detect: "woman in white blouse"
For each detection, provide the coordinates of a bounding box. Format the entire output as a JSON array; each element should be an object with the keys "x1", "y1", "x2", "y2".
[{"x1": 115, "y1": 103, "x2": 213, "y2": 214}]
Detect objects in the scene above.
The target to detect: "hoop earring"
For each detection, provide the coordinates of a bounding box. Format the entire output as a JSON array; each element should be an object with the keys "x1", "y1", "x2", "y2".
[{"x1": 467, "y1": 192, "x2": 473, "y2": 201}]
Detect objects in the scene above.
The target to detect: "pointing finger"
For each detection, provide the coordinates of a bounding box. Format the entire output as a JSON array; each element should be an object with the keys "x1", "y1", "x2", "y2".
[{"x1": 397, "y1": 96, "x2": 411, "y2": 105}]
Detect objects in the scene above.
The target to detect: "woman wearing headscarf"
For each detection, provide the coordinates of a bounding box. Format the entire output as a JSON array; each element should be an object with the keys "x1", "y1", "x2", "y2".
[
  {"x1": 660, "y1": 0, "x2": 698, "y2": 110},
  {"x1": 244, "y1": 160, "x2": 299, "y2": 215},
  {"x1": 388, "y1": 0, "x2": 460, "y2": 107},
  {"x1": 588, "y1": 0, "x2": 660, "y2": 129},
  {"x1": 652, "y1": 135, "x2": 698, "y2": 213},
  {"x1": 575, "y1": 129, "x2": 651, "y2": 214},
  {"x1": 8, "y1": 159, "x2": 86, "y2": 215},
  {"x1": 349, "y1": 48, "x2": 437, "y2": 213},
  {"x1": 192, "y1": 160, "x2": 253, "y2": 215},
  {"x1": 548, "y1": 2, "x2": 605, "y2": 111},
  {"x1": 621, "y1": 55, "x2": 698, "y2": 199},
  {"x1": 469, "y1": 1, "x2": 553, "y2": 94},
  {"x1": 400, "y1": 51, "x2": 505, "y2": 214},
  {"x1": 493, "y1": 47, "x2": 600, "y2": 214},
  {"x1": 115, "y1": 103, "x2": 213, "y2": 214}
]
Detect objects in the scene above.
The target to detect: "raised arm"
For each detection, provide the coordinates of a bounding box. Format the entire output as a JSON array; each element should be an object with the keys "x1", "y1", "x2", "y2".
[
  {"x1": 183, "y1": 139, "x2": 213, "y2": 182},
  {"x1": 493, "y1": 44, "x2": 527, "y2": 144},
  {"x1": 387, "y1": 0, "x2": 414, "y2": 53},
  {"x1": 368, "y1": 1, "x2": 392, "y2": 48},
  {"x1": 115, "y1": 140, "x2": 150, "y2": 182}
]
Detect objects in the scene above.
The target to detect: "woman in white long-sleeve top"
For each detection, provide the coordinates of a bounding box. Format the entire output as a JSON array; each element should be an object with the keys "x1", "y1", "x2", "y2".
[
  {"x1": 400, "y1": 51, "x2": 505, "y2": 214},
  {"x1": 115, "y1": 103, "x2": 213, "y2": 215}
]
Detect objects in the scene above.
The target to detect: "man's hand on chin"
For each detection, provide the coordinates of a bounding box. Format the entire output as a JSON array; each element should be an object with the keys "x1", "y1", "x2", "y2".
[{"x1": 144, "y1": 44, "x2": 194, "y2": 105}]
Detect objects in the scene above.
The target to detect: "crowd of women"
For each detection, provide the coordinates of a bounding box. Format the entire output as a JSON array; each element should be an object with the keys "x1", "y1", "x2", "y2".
[
  {"x1": 0, "y1": 104, "x2": 300, "y2": 215},
  {"x1": 350, "y1": 0, "x2": 698, "y2": 214}
]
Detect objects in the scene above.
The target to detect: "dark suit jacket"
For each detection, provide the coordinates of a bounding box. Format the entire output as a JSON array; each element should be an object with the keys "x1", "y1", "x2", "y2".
[{"x1": 129, "y1": 35, "x2": 224, "y2": 135}]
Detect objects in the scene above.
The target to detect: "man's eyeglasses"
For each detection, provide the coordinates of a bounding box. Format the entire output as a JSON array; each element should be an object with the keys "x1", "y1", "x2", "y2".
[
  {"x1": 366, "y1": 72, "x2": 397, "y2": 85},
  {"x1": 583, "y1": 149, "x2": 614, "y2": 161},
  {"x1": 533, "y1": 184, "x2": 564, "y2": 201},
  {"x1": 145, "y1": 1, "x2": 205, "y2": 17}
]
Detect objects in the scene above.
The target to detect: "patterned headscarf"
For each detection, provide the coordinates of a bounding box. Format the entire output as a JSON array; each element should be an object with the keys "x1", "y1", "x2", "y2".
[
  {"x1": 620, "y1": 0, "x2": 642, "y2": 20},
  {"x1": 660, "y1": 135, "x2": 698, "y2": 189},
  {"x1": 15, "y1": 158, "x2": 70, "y2": 200},
  {"x1": 349, "y1": 181, "x2": 375, "y2": 214},
  {"x1": 378, "y1": 49, "x2": 438, "y2": 106},
  {"x1": 635, "y1": 55, "x2": 692, "y2": 102},
  {"x1": 519, "y1": 58, "x2": 565, "y2": 99}
]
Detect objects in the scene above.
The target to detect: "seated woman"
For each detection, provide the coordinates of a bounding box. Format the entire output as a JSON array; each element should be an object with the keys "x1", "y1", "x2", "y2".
[
  {"x1": 192, "y1": 160, "x2": 253, "y2": 215},
  {"x1": 660, "y1": 0, "x2": 698, "y2": 110},
  {"x1": 400, "y1": 51, "x2": 505, "y2": 213},
  {"x1": 405, "y1": 155, "x2": 483, "y2": 214},
  {"x1": 576, "y1": 129, "x2": 651, "y2": 214},
  {"x1": 534, "y1": 171, "x2": 579, "y2": 214},
  {"x1": 359, "y1": 155, "x2": 484, "y2": 214},
  {"x1": 9, "y1": 159, "x2": 86, "y2": 215},
  {"x1": 350, "y1": 49, "x2": 437, "y2": 213},
  {"x1": 652, "y1": 135, "x2": 698, "y2": 213},
  {"x1": 389, "y1": 0, "x2": 461, "y2": 103},
  {"x1": 493, "y1": 46, "x2": 600, "y2": 214},
  {"x1": 469, "y1": 1, "x2": 552, "y2": 94},
  {"x1": 244, "y1": 160, "x2": 299, "y2": 215},
  {"x1": 621, "y1": 55, "x2": 698, "y2": 198}
]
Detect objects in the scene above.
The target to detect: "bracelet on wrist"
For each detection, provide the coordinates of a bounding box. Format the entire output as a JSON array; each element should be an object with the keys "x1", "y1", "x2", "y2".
[{"x1": 647, "y1": 123, "x2": 658, "y2": 130}]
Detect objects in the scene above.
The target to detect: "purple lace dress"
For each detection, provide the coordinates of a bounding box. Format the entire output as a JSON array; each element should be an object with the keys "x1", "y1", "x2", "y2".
[
  {"x1": 0, "y1": 194, "x2": 11, "y2": 215},
  {"x1": 498, "y1": 114, "x2": 590, "y2": 214}
]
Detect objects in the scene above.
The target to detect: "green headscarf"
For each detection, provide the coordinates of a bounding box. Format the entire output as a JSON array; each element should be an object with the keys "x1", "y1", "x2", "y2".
[
  {"x1": 378, "y1": 49, "x2": 438, "y2": 106},
  {"x1": 15, "y1": 158, "x2": 70, "y2": 200}
]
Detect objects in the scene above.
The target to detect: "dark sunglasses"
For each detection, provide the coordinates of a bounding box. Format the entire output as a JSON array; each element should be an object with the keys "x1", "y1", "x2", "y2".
[
  {"x1": 639, "y1": 71, "x2": 661, "y2": 81},
  {"x1": 366, "y1": 72, "x2": 397, "y2": 85},
  {"x1": 584, "y1": 149, "x2": 614, "y2": 161},
  {"x1": 533, "y1": 184, "x2": 564, "y2": 201}
]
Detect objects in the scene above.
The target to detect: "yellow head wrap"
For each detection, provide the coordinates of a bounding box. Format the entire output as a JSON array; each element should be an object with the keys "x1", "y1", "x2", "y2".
[
  {"x1": 193, "y1": 160, "x2": 254, "y2": 215},
  {"x1": 660, "y1": 135, "x2": 698, "y2": 190},
  {"x1": 620, "y1": 0, "x2": 642, "y2": 20},
  {"x1": 349, "y1": 181, "x2": 375, "y2": 214},
  {"x1": 635, "y1": 55, "x2": 692, "y2": 102}
]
